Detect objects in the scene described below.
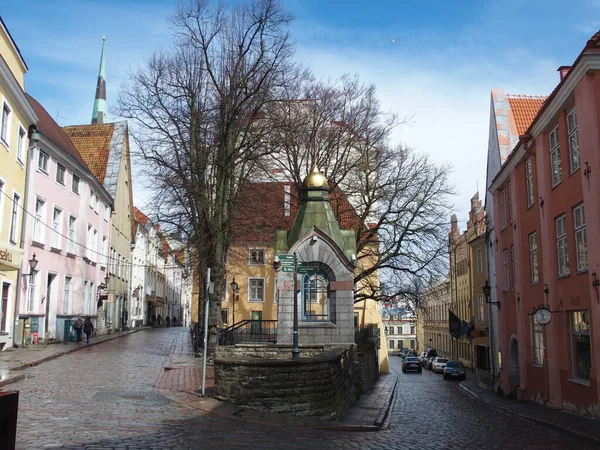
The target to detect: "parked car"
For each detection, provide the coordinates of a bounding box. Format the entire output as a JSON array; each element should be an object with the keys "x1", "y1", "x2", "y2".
[
  {"x1": 426, "y1": 356, "x2": 436, "y2": 370},
  {"x1": 402, "y1": 356, "x2": 422, "y2": 373},
  {"x1": 443, "y1": 360, "x2": 466, "y2": 381},
  {"x1": 419, "y1": 352, "x2": 428, "y2": 364},
  {"x1": 432, "y1": 357, "x2": 449, "y2": 373}
]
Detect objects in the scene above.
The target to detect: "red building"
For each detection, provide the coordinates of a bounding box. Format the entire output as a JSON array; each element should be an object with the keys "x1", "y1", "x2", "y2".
[{"x1": 489, "y1": 31, "x2": 600, "y2": 416}]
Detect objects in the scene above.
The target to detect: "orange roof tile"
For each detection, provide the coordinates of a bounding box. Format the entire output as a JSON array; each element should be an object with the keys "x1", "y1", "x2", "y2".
[
  {"x1": 133, "y1": 206, "x2": 150, "y2": 226},
  {"x1": 506, "y1": 95, "x2": 547, "y2": 136},
  {"x1": 63, "y1": 123, "x2": 115, "y2": 183}
]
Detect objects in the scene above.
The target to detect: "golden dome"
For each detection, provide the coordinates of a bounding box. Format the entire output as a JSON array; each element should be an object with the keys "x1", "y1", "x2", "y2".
[{"x1": 303, "y1": 165, "x2": 328, "y2": 187}]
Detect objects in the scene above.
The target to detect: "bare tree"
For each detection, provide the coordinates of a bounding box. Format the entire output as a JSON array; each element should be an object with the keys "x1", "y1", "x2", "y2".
[
  {"x1": 260, "y1": 75, "x2": 454, "y2": 309},
  {"x1": 116, "y1": 0, "x2": 301, "y2": 342}
]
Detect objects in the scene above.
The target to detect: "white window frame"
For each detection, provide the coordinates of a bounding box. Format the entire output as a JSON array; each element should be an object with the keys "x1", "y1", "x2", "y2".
[
  {"x1": 476, "y1": 248, "x2": 482, "y2": 274},
  {"x1": 34, "y1": 197, "x2": 46, "y2": 244},
  {"x1": 556, "y1": 214, "x2": 569, "y2": 276},
  {"x1": 67, "y1": 215, "x2": 77, "y2": 254},
  {"x1": 102, "y1": 235, "x2": 108, "y2": 268},
  {"x1": 89, "y1": 189, "x2": 95, "y2": 209},
  {"x1": 529, "y1": 231, "x2": 538, "y2": 284},
  {"x1": 248, "y1": 278, "x2": 265, "y2": 302},
  {"x1": 549, "y1": 126, "x2": 562, "y2": 187},
  {"x1": 38, "y1": 150, "x2": 49, "y2": 174},
  {"x1": 63, "y1": 275, "x2": 72, "y2": 315},
  {"x1": 570, "y1": 310, "x2": 591, "y2": 381},
  {"x1": 86, "y1": 224, "x2": 93, "y2": 260},
  {"x1": 1, "y1": 100, "x2": 11, "y2": 146},
  {"x1": 503, "y1": 249, "x2": 510, "y2": 291},
  {"x1": 72, "y1": 174, "x2": 80, "y2": 195},
  {"x1": 248, "y1": 248, "x2": 266, "y2": 266},
  {"x1": 104, "y1": 203, "x2": 110, "y2": 221},
  {"x1": 478, "y1": 294, "x2": 485, "y2": 322},
  {"x1": 26, "y1": 270, "x2": 37, "y2": 312},
  {"x1": 92, "y1": 228, "x2": 98, "y2": 262},
  {"x1": 56, "y1": 163, "x2": 66, "y2": 186},
  {"x1": 9, "y1": 192, "x2": 20, "y2": 244},
  {"x1": 51, "y1": 206, "x2": 63, "y2": 249},
  {"x1": 525, "y1": 158, "x2": 534, "y2": 208},
  {"x1": 16, "y1": 125, "x2": 26, "y2": 164},
  {"x1": 573, "y1": 203, "x2": 587, "y2": 272},
  {"x1": 532, "y1": 316, "x2": 545, "y2": 367},
  {"x1": 284, "y1": 185, "x2": 291, "y2": 217},
  {"x1": 567, "y1": 108, "x2": 580, "y2": 174}
]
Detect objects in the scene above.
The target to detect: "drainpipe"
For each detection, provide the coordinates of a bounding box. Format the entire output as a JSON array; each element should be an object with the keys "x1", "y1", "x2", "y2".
[{"x1": 14, "y1": 128, "x2": 40, "y2": 346}]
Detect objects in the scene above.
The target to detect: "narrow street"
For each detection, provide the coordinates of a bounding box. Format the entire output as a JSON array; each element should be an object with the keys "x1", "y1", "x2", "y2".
[{"x1": 10, "y1": 328, "x2": 596, "y2": 449}]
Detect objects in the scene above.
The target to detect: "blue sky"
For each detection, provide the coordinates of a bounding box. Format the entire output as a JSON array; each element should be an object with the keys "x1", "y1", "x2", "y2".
[{"x1": 2, "y1": 0, "x2": 599, "y2": 223}]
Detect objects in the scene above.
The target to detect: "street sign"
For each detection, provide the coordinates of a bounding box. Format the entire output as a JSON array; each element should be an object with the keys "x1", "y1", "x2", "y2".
[
  {"x1": 278, "y1": 254, "x2": 294, "y2": 261},
  {"x1": 281, "y1": 264, "x2": 318, "y2": 274},
  {"x1": 281, "y1": 266, "x2": 294, "y2": 273}
]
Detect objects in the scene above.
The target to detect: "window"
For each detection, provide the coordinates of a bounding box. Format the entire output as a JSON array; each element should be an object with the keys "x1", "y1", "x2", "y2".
[
  {"x1": 26, "y1": 270, "x2": 37, "y2": 312},
  {"x1": 389, "y1": 340, "x2": 395, "y2": 349},
  {"x1": 248, "y1": 248, "x2": 265, "y2": 265},
  {"x1": 17, "y1": 126, "x2": 26, "y2": 163},
  {"x1": 10, "y1": 193, "x2": 19, "y2": 243},
  {"x1": 221, "y1": 308, "x2": 229, "y2": 325},
  {"x1": 56, "y1": 163, "x2": 66, "y2": 185},
  {"x1": 284, "y1": 185, "x2": 291, "y2": 217},
  {"x1": 533, "y1": 316, "x2": 545, "y2": 366},
  {"x1": 104, "y1": 204, "x2": 110, "y2": 221},
  {"x1": 102, "y1": 236, "x2": 108, "y2": 267},
  {"x1": 88, "y1": 282, "x2": 94, "y2": 315},
  {"x1": 567, "y1": 108, "x2": 580, "y2": 173},
  {"x1": 92, "y1": 228, "x2": 98, "y2": 262},
  {"x1": 89, "y1": 189, "x2": 95, "y2": 208},
  {"x1": 549, "y1": 126, "x2": 562, "y2": 187},
  {"x1": 507, "y1": 182, "x2": 512, "y2": 223},
  {"x1": 410, "y1": 340, "x2": 416, "y2": 349},
  {"x1": 556, "y1": 214, "x2": 569, "y2": 276},
  {"x1": 51, "y1": 207, "x2": 62, "y2": 249},
  {"x1": 573, "y1": 203, "x2": 587, "y2": 272},
  {"x1": 478, "y1": 294, "x2": 485, "y2": 321},
  {"x1": 72, "y1": 175, "x2": 80, "y2": 195},
  {"x1": 570, "y1": 310, "x2": 591, "y2": 381},
  {"x1": 83, "y1": 281, "x2": 89, "y2": 315},
  {"x1": 1, "y1": 102, "x2": 11, "y2": 144},
  {"x1": 86, "y1": 225, "x2": 93, "y2": 259},
  {"x1": 302, "y1": 272, "x2": 329, "y2": 321},
  {"x1": 38, "y1": 150, "x2": 49, "y2": 173},
  {"x1": 529, "y1": 232, "x2": 539, "y2": 284},
  {"x1": 63, "y1": 276, "x2": 72, "y2": 314},
  {"x1": 67, "y1": 215, "x2": 77, "y2": 254},
  {"x1": 511, "y1": 245, "x2": 515, "y2": 289},
  {"x1": 93, "y1": 193, "x2": 99, "y2": 213},
  {"x1": 476, "y1": 248, "x2": 483, "y2": 274},
  {"x1": 33, "y1": 198, "x2": 46, "y2": 243},
  {"x1": 500, "y1": 189, "x2": 507, "y2": 228},
  {"x1": 410, "y1": 326, "x2": 415, "y2": 335},
  {"x1": 273, "y1": 277, "x2": 278, "y2": 304},
  {"x1": 503, "y1": 249, "x2": 510, "y2": 290},
  {"x1": 525, "y1": 158, "x2": 534, "y2": 208},
  {"x1": 248, "y1": 278, "x2": 264, "y2": 302}
]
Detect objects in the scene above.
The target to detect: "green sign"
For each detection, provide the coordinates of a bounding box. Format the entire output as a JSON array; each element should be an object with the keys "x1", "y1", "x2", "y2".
[
  {"x1": 278, "y1": 254, "x2": 294, "y2": 261},
  {"x1": 281, "y1": 266, "x2": 294, "y2": 273},
  {"x1": 281, "y1": 264, "x2": 318, "y2": 274}
]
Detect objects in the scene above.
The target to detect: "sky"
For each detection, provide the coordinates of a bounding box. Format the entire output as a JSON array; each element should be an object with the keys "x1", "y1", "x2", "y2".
[{"x1": 2, "y1": 0, "x2": 599, "y2": 228}]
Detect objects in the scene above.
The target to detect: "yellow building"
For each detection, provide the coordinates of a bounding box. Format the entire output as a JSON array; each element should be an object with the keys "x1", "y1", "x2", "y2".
[
  {"x1": 0, "y1": 18, "x2": 38, "y2": 350},
  {"x1": 419, "y1": 278, "x2": 451, "y2": 356}
]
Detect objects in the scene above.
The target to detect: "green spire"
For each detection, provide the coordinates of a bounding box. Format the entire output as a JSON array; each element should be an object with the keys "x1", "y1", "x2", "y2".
[{"x1": 91, "y1": 34, "x2": 107, "y2": 124}]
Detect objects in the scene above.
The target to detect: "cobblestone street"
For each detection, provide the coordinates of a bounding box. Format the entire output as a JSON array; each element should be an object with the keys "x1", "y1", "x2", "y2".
[{"x1": 8, "y1": 328, "x2": 597, "y2": 449}]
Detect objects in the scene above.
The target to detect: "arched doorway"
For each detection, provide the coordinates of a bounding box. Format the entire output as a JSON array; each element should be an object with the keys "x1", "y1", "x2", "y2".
[{"x1": 508, "y1": 336, "x2": 520, "y2": 398}]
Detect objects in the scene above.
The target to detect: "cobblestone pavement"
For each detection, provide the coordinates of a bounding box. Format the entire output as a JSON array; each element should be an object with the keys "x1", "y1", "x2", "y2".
[{"x1": 9, "y1": 328, "x2": 597, "y2": 449}]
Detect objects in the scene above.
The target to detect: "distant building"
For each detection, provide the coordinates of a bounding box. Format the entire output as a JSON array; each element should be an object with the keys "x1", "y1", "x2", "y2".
[{"x1": 419, "y1": 278, "x2": 451, "y2": 357}]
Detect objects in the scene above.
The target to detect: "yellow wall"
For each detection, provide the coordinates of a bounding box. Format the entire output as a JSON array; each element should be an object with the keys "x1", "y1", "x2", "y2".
[{"x1": 0, "y1": 26, "x2": 26, "y2": 88}]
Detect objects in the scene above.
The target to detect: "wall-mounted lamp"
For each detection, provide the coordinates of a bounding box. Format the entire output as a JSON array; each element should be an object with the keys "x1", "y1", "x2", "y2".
[
  {"x1": 539, "y1": 197, "x2": 544, "y2": 209},
  {"x1": 544, "y1": 283, "x2": 550, "y2": 300},
  {"x1": 584, "y1": 162, "x2": 592, "y2": 179},
  {"x1": 311, "y1": 235, "x2": 318, "y2": 244},
  {"x1": 29, "y1": 126, "x2": 41, "y2": 144},
  {"x1": 592, "y1": 272, "x2": 600, "y2": 304},
  {"x1": 482, "y1": 279, "x2": 501, "y2": 309},
  {"x1": 517, "y1": 293, "x2": 520, "y2": 310},
  {"x1": 23, "y1": 253, "x2": 39, "y2": 276},
  {"x1": 273, "y1": 255, "x2": 281, "y2": 270}
]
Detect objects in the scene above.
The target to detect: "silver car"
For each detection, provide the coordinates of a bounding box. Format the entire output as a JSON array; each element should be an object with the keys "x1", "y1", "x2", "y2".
[
  {"x1": 432, "y1": 357, "x2": 449, "y2": 373},
  {"x1": 443, "y1": 360, "x2": 466, "y2": 380}
]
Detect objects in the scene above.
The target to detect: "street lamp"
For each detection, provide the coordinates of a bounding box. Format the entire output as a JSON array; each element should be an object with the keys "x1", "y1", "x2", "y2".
[
  {"x1": 482, "y1": 279, "x2": 501, "y2": 309},
  {"x1": 24, "y1": 253, "x2": 38, "y2": 275},
  {"x1": 230, "y1": 278, "x2": 239, "y2": 325}
]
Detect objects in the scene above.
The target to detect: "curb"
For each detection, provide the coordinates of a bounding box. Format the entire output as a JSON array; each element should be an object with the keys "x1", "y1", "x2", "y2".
[
  {"x1": 374, "y1": 375, "x2": 398, "y2": 428},
  {"x1": 0, "y1": 374, "x2": 25, "y2": 388},
  {"x1": 459, "y1": 381, "x2": 600, "y2": 446}
]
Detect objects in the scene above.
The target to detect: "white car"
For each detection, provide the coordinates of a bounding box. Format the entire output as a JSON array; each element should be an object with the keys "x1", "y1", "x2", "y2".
[{"x1": 432, "y1": 357, "x2": 449, "y2": 373}]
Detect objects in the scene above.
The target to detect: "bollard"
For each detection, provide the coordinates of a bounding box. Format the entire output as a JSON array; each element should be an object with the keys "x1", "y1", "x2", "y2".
[{"x1": 0, "y1": 390, "x2": 19, "y2": 450}]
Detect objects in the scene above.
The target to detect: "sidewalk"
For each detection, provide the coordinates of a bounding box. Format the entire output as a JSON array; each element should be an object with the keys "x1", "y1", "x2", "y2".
[
  {"x1": 459, "y1": 377, "x2": 600, "y2": 445},
  {"x1": 0, "y1": 327, "x2": 144, "y2": 387}
]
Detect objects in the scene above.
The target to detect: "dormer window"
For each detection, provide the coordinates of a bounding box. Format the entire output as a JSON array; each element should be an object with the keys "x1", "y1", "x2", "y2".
[{"x1": 248, "y1": 248, "x2": 265, "y2": 265}]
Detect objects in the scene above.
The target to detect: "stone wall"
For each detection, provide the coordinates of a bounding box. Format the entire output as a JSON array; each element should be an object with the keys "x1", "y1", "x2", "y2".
[
  {"x1": 214, "y1": 346, "x2": 356, "y2": 419},
  {"x1": 215, "y1": 344, "x2": 326, "y2": 360},
  {"x1": 355, "y1": 342, "x2": 379, "y2": 395}
]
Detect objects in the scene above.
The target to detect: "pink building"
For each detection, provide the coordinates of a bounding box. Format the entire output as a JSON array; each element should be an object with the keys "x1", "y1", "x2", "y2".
[
  {"x1": 16, "y1": 95, "x2": 112, "y2": 344},
  {"x1": 488, "y1": 31, "x2": 600, "y2": 416}
]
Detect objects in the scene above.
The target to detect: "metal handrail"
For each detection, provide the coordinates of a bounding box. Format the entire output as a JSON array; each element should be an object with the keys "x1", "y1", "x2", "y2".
[{"x1": 218, "y1": 319, "x2": 277, "y2": 346}]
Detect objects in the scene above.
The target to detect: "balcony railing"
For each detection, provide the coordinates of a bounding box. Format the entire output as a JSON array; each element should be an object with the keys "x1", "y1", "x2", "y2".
[{"x1": 218, "y1": 320, "x2": 277, "y2": 346}]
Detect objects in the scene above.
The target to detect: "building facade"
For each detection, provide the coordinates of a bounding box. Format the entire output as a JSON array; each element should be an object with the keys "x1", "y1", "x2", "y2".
[
  {"x1": 420, "y1": 278, "x2": 451, "y2": 357},
  {"x1": 383, "y1": 314, "x2": 416, "y2": 353},
  {"x1": 17, "y1": 95, "x2": 112, "y2": 343},
  {"x1": 488, "y1": 32, "x2": 600, "y2": 416},
  {"x1": 0, "y1": 18, "x2": 38, "y2": 350}
]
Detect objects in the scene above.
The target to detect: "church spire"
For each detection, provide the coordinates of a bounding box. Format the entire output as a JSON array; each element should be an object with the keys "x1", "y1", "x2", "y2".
[{"x1": 91, "y1": 35, "x2": 107, "y2": 125}]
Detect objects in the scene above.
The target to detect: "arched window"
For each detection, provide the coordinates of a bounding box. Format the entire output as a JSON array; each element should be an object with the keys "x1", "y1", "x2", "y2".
[{"x1": 302, "y1": 272, "x2": 329, "y2": 321}]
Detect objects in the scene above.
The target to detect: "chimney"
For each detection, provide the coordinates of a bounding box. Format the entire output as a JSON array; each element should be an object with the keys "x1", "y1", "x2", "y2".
[{"x1": 558, "y1": 66, "x2": 571, "y2": 82}]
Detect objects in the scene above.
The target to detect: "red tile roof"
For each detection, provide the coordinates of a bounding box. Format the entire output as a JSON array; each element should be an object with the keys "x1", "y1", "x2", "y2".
[
  {"x1": 133, "y1": 206, "x2": 149, "y2": 226},
  {"x1": 63, "y1": 123, "x2": 115, "y2": 183},
  {"x1": 26, "y1": 94, "x2": 88, "y2": 168},
  {"x1": 506, "y1": 95, "x2": 547, "y2": 136}
]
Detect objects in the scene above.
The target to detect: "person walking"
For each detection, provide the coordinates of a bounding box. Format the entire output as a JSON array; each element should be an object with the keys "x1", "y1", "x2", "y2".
[
  {"x1": 172, "y1": 316, "x2": 177, "y2": 327},
  {"x1": 166, "y1": 316, "x2": 171, "y2": 328},
  {"x1": 73, "y1": 317, "x2": 84, "y2": 343},
  {"x1": 151, "y1": 314, "x2": 156, "y2": 326},
  {"x1": 83, "y1": 317, "x2": 94, "y2": 344},
  {"x1": 157, "y1": 314, "x2": 162, "y2": 326}
]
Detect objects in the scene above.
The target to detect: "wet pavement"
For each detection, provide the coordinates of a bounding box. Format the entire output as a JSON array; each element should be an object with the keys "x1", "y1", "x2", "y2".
[{"x1": 6, "y1": 327, "x2": 598, "y2": 449}]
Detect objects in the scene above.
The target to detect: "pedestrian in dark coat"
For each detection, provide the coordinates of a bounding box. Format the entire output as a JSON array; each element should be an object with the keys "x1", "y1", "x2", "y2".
[
  {"x1": 172, "y1": 317, "x2": 177, "y2": 327},
  {"x1": 83, "y1": 317, "x2": 94, "y2": 344},
  {"x1": 157, "y1": 314, "x2": 162, "y2": 326},
  {"x1": 151, "y1": 314, "x2": 156, "y2": 326},
  {"x1": 73, "y1": 317, "x2": 84, "y2": 343},
  {"x1": 166, "y1": 316, "x2": 171, "y2": 327}
]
